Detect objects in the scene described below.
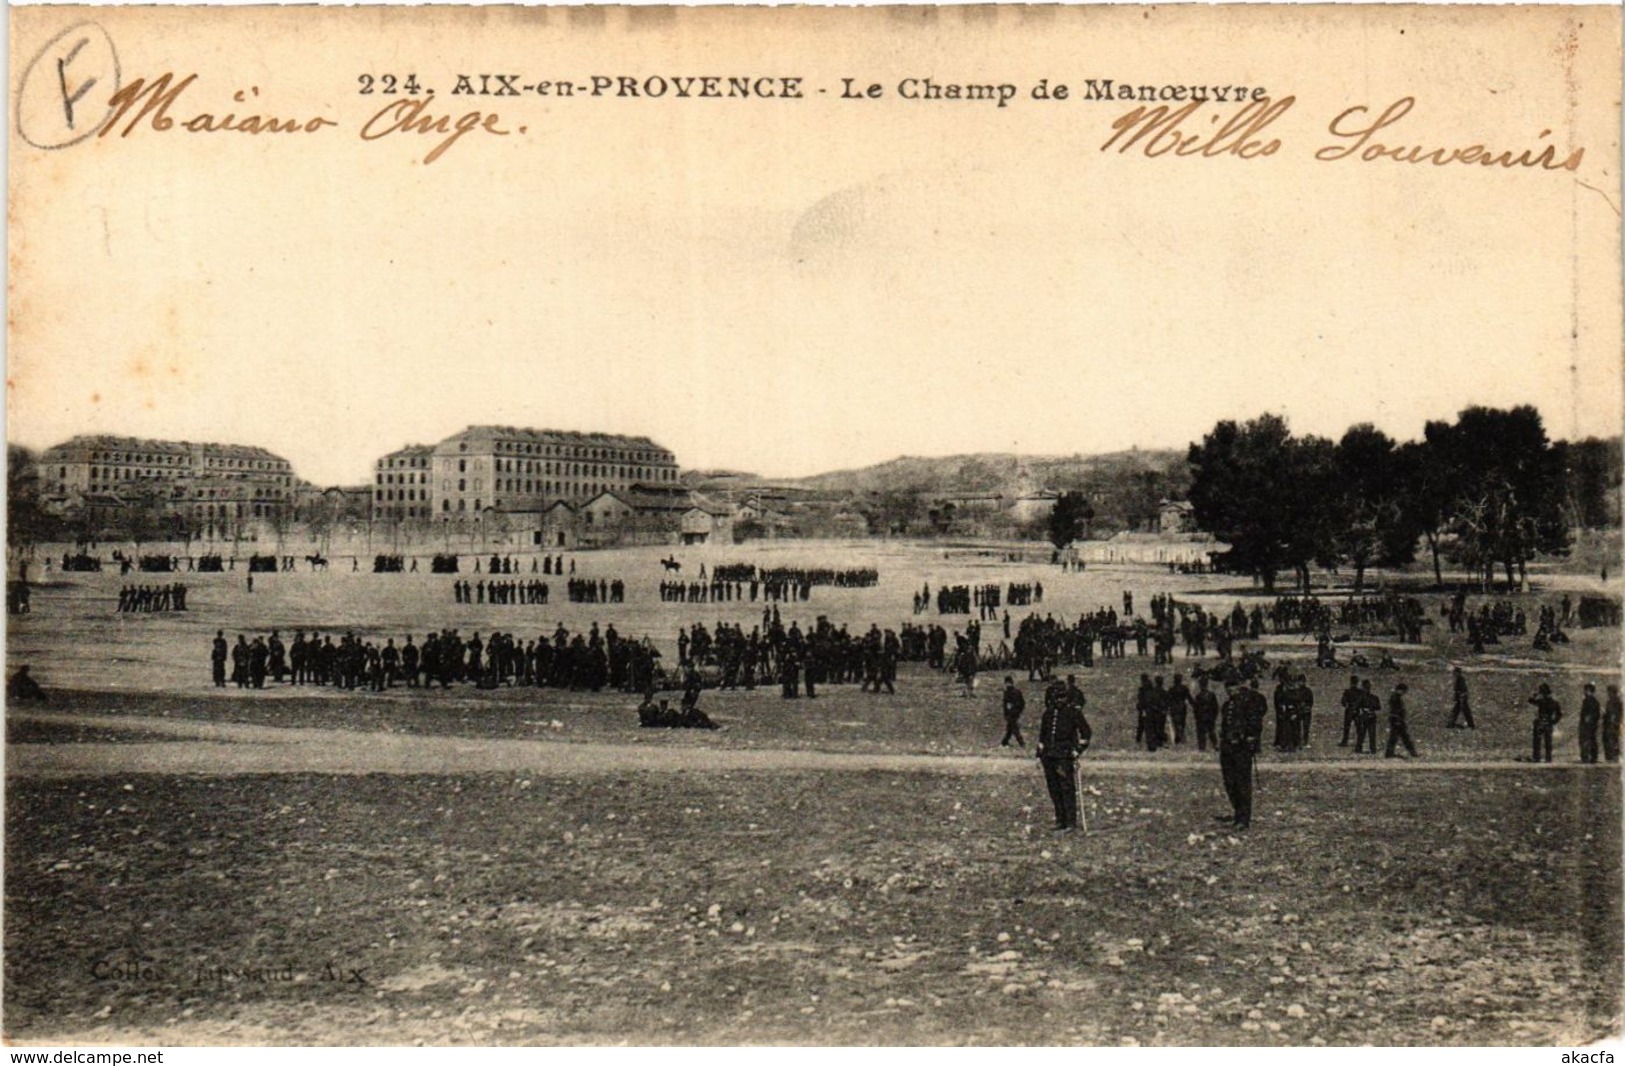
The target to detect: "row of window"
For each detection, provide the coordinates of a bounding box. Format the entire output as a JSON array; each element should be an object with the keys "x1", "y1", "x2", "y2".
[
  {"x1": 442, "y1": 478, "x2": 628, "y2": 498},
  {"x1": 203, "y1": 458, "x2": 288, "y2": 471},
  {"x1": 82, "y1": 451, "x2": 185, "y2": 466},
  {"x1": 381, "y1": 456, "x2": 430, "y2": 469},
  {"x1": 374, "y1": 489, "x2": 424, "y2": 502},
  {"x1": 442, "y1": 457, "x2": 670, "y2": 483},
  {"x1": 79, "y1": 467, "x2": 292, "y2": 492},
  {"x1": 376, "y1": 471, "x2": 428, "y2": 486},
  {"x1": 478, "y1": 439, "x2": 672, "y2": 465}
]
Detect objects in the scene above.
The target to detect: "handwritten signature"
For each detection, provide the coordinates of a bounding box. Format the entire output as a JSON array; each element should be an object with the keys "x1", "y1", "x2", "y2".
[
  {"x1": 96, "y1": 73, "x2": 511, "y2": 164},
  {"x1": 1102, "y1": 95, "x2": 1584, "y2": 172}
]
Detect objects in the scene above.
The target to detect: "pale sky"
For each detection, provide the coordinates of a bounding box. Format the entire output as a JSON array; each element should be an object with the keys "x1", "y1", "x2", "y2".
[{"x1": 9, "y1": 6, "x2": 1621, "y2": 487}]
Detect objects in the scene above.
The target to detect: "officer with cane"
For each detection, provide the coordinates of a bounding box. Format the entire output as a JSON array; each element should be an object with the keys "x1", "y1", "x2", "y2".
[
  {"x1": 1216, "y1": 676, "x2": 1267, "y2": 830},
  {"x1": 1037, "y1": 674, "x2": 1092, "y2": 832}
]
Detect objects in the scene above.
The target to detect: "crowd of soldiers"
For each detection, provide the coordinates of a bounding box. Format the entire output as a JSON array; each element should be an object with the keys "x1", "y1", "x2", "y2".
[
  {"x1": 671, "y1": 614, "x2": 904, "y2": 697},
  {"x1": 637, "y1": 685, "x2": 719, "y2": 730},
  {"x1": 1528, "y1": 604, "x2": 1573, "y2": 652},
  {"x1": 1528, "y1": 681, "x2": 1622, "y2": 764},
  {"x1": 567, "y1": 578, "x2": 626, "y2": 604},
  {"x1": 1129, "y1": 673, "x2": 1211, "y2": 751},
  {"x1": 1004, "y1": 582, "x2": 1043, "y2": 607},
  {"x1": 116, "y1": 583, "x2": 190, "y2": 613},
  {"x1": 452, "y1": 579, "x2": 552, "y2": 605},
  {"x1": 458, "y1": 554, "x2": 574, "y2": 575},
  {"x1": 210, "y1": 621, "x2": 666, "y2": 694},
  {"x1": 710, "y1": 564, "x2": 880, "y2": 588},
  {"x1": 658, "y1": 577, "x2": 811, "y2": 604},
  {"x1": 1446, "y1": 594, "x2": 1582, "y2": 654},
  {"x1": 1448, "y1": 592, "x2": 1520, "y2": 636},
  {"x1": 920, "y1": 583, "x2": 1019, "y2": 617}
]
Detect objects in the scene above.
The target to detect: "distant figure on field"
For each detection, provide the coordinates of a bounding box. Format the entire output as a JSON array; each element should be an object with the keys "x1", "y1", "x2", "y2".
[
  {"x1": 1385, "y1": 683, "x2": 1417, "y2": 758},
  {"x1": 7, "y1": 665, "x2": 46, "y2": 702},
  {"x1": 1000, "y1": 676, "x2": 1025, "y2": 748},
  {"x1": 1448, "y1": 667, "x2": 1475, "y2": 730},
  {"x1": 1605, "y1": 685, "x2": 1623, "y2": 764},
  {"x1": 1578, "y1": 683, "x2": 1602, "y2": 764},
  {"x1": 1528, "y1": 683, "x2": 1562, "y2": 763}
]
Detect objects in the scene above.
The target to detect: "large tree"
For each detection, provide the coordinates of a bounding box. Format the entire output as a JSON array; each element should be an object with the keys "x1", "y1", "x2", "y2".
[
  {"x1": 1187, "y1": 414, "x2": 1335, "y2": 591},
  {"x1": 1396, "y1": 436, "x2": 1453, "y2": 587},
  {"x1": 6, "y1": 445, "x2": 58, "y2": 552},
  {"x1": 1432, "y1": 406, "x2": 1570, "y2": 589},
  {"x1": 1325, "y1": 424, "x2": 1418, "y2": 592},
  {"x1": 1046, "y1": 490, "x2": 1095, "y2": 548},
  {"x1": 1558, "y1": 436, "x2": 1622, "y2": 529}
]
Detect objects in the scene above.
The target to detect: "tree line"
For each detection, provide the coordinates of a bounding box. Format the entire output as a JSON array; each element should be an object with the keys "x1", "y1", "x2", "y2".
[{"x1": 1181, "y1": 406, "x2": 1617, "y2": 592}]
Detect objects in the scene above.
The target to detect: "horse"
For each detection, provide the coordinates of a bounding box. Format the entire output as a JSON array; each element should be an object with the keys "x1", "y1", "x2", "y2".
[
  {"x1": 305, "y1": 554, "x2": 329, "y2": 571},
  {"x1": 660, "y1": 557, "x2": 682, "y2": 574}
]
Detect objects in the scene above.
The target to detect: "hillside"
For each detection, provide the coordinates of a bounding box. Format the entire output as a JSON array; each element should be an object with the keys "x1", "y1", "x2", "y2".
[
  {"x1": 682, "y1": 449, "x2": 1191, "y2": 536},
  {"x1": 789, "y1": 449, "x2": 1187, "y2": 499}
]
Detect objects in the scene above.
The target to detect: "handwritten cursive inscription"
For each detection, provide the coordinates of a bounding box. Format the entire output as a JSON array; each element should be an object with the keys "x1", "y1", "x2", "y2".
[
  {"x1": 1316, "y1": 97, "x2": 1584, "y2": 171},
  {"x1": 101, "y1": 74, "x2": 338, "y2": 137},
  {"x1": 1100, "y1": 95, "x2": 1584, "y2": 176},
  {"x1": 92, "y1": 73, "x2": 509, "y2": 164},
  {"x1": 359, "y1": 99, "x2": 512, "y2": 164},
  {"x1": 1100, "y1": 96, "x2": 1293, "y2": 159}
]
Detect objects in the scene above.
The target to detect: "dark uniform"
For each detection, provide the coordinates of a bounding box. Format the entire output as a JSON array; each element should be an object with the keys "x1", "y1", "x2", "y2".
[
  {"x1": 1192, "y1": 678, "x2": 1219, "y2": 751},
  {"x1": 1037, "y1": 676, "x2": 1091, "y2": 831},
  {"x1": 1605, "y1": 685, "x2": 1623, "y2": 764},
  {"x1": 1578, "y1": 684, "x2": 1601, "y2": 764},
  {"x1": 1000, "y1": 678, "x2": 1026, "y2": 747},
  {"x1": 7, "y1": 666, "x2": 46, "y2": 702},
  {"x1": 1167, "y1": 676, "x2": 1192, "y2": 745},
  {"x1": 1292, "y1": 675, "x2": 1314, "y2": 748},
  {"x1": 1384, "y1": 684, "x2": 1417, "y2": 758},
  {"x1": 1354, "y1": 681, "x2": 1380, "y2": 754},
  {"x1": 1528, "y1": 684, "x2": 1561, "y2": 763},
  {"x1": 1144, "y1": 677, "x2": 1168, "y2": 753},
  {"x1": 1449, "y1": 668, "x2": 1475, "y2": 729},
  {"x1": 1217, "y1": 680, "x2": 1266, "y2": 829},
  {"x1": 1332, "y1": 679, "x2": 1358, "y2": 744},
  {"x1": 211, "y1": 631, "x2": 228, "y2": 687}
]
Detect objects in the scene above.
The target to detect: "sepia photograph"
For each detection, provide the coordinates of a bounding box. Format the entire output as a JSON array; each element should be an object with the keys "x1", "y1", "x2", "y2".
[{"x1": 5, "y1": 3, "x2": 1623, "y2": 1047}]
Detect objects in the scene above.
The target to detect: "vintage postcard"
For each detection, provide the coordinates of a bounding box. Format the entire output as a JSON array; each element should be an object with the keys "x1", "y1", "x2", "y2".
[{"x1": 6, "y1": 3, "x2": 1622, "y2": 1049}]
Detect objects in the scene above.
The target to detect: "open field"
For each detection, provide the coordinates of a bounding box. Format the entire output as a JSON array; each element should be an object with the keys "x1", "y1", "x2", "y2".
[
  {"x1": 6, "y1": 766, "x2": 1619, "y2": 1045},
  {"x1": 6, "y1": 541, "x2": 1622, "y2": 1044}
]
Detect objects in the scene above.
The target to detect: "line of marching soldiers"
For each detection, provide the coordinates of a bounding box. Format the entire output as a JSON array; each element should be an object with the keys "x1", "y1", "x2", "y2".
[
  {"x1": 453, "y1": 580, "x2": 551, "y2": 605},
  {"x1": 675, "y1": 616, "x2": 903, "y2": 696},
  {"x1": 658, "y1": 579, "x2": 810, "y2": 604},
  {"x1": 210, "y1": 623, "x2": 664, "y2": 693},
  {"x1": 710, "y1": 564, "x2": 880, "y2": 588},
  {"x1": 117, "y1": 583, "x2": 190, "y2": 612}
]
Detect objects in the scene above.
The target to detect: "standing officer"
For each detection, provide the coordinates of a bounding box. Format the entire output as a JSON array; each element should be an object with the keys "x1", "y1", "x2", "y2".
[
  {"x1": 1000, "y1": 676, "x2": 1026, "y2": 748},
  {"x1": 1354, "y1": 679, "x2": 1381, "y2": 754},
  {"x1": 1216, "y1": 677, "x2": 1265, "y2": 830},
  {"x1": 1192, "y1": 675, "x2": 1219, "y2": 751},
  {"x1": 1036, "y1": 674, "x2": 1091, "y2": 832},
  {"x1": 1385, "y1": 682, "x2": 1418, "y2": 758},
  {"x1": 1167, "y1": 673, "x2": 1193, "y2": 745},
  {"x1": 1339, "y1": 674, "x2": 1362, "y2": 746},
  {"x1": 1144, "y1": 675, "x2": 1169, "y2": 753},
  {"x1": 1578, "y1": 682, "x2": 1602, "y2": 764},
  {"x1": 1448, "y1": 667, "x2": 1475, "y2": 729},
  {"x1": 1605, "y1": 684, "x2": 1623, "y2": 764},
  {"x1": 1528, "y1": 683, "x2": 1562, "y2": 763},
  {"x1": 1292, "y1": 673, "x2": 1315, "y2": 748},
  {"x1": 210, "y1": 630, "x2": 228, "y2": 687}
]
